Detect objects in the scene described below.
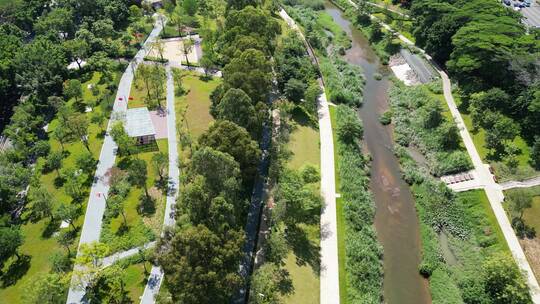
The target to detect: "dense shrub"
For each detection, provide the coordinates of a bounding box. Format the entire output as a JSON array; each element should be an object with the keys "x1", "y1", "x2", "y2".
[
  {"x1": 336, "y1": 105, "x2": 383, "y2": 303},
  {"x1": 320, "y1": 57, "x2": 365, "y2": 106},
  {"x1": 389, "y1": 83, "x2": 472, "y2": 176}
]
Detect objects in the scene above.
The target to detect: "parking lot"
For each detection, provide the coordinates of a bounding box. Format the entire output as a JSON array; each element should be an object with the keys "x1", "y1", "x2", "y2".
[{"x1": 503, "y1": 0, "x2": 540, "y2": 28}]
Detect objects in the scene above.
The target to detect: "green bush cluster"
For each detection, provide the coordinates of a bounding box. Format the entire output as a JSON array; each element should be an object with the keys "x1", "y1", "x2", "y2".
[
  {"x1": 336, "y1": 105, "x2": 383, "y2": 303},
  {"x1": 395, "y1": 143, "x2": 531, "y2": 303},
  {"x1": 389, "y1": 83, "x2": 472, "y2": 176},
  {"x1": 320, "y1": 57, "x2": 365, "y2": 107}
]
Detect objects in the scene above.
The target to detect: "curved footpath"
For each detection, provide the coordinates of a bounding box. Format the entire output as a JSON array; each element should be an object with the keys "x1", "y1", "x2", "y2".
[
  {"x1": 66, "y1": 16, "x2": 164, "y2": 304},
  {"x1": 343, "y1": 0, "x2": 540, "y2": 300},
  {"x1": 279, "y1": 9, "x2": 341, "y2": 304},
  {"x1": 140, "y1": 64, "x2": 180, "y2": 304}
]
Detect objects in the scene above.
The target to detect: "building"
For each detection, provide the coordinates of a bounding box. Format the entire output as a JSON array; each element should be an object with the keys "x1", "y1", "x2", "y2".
[{"x1": 125, "y1": 107, "x2": 156, "y2": 145}]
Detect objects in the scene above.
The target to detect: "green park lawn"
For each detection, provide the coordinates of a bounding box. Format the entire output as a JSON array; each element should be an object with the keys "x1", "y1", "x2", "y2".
[
  {"x1": 128, "y1": 66, "x2": 167, "y2": 110},
  {"x1": 521, "y1": 186, "x2": 540, "y2": 233},
  {"x1": 0, "y1": 72, "x2": 115, "y2": 302},
  {"x1": 174, "y1": 70, "x2": 221, "y2": 140},
  {"x1": 122, "y1": 261, "x2": 153, "y2": 302},
  {"x1": 461, "y1": 111, "x2": 536, "y2": 181},
  {"x1": 282, "y1": 107, "x2": 321, "y2": 304},
  {"x1": 458, "y1": 189, "x2": 509, "y2": 253},
  {"x1": 102, "y1": 139, "x2": 168, "y2": 254}
]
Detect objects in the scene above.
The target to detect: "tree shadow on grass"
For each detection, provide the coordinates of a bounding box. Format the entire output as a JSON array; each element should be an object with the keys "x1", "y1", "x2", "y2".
[
  {"x1": 1, "y1": 254, "x2": 31, "y2": 287},
  {"x1": 286, "y1": 225, "x2": 321, "y2": 276},
  {"x1": 42, "y1": 219, "x2": 61, "y2": 238},
  {"x1": 54, "y1": 176, "x2": 66, "y2": 188},
  {"x1": 138, "y1": 194, "x2": 156, "y2": 216}
]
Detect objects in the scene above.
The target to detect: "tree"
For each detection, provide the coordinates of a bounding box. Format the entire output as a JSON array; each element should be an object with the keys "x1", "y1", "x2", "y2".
[
  {"x1": 336, "y1": 105, "x2": 363, "y2": 145},
  {"x1": 484, "y1": 114, "x2": 520, "y2": 157},
  {"x1": 149, "y1": 65, "x2": 166, "y2": 108},
  {"x1": 284, "y1": 78, "x2": 307, "y2": 103},
  {"x1": 64, "y1": 79, "x2": 83, "y2": 106},
  {"x1": 199, "y1": 55, "x2": 214, "y2": 77},
  {"x1": 108, "y1": 194, "x2": 127, "y2": 227},
  {"x1": 66, "y1": 114, "x2": 90, "y2": 151},
  {"x1": 63, "y1": 168, "x2": 88, "y2": 202},
  {"x1": 29, "y1": 187, "x2": 55, "y2": 221},
  {"x1": 0, "y1": 226, "x2": 23, "y2": 261},
  {"x1": 265, "y1": 229, "x2": 288, "y2": 265},
  {"x1": 151, "y1": 40, "x2": 165, "y2": 62},
  {"x1": 56, "y1": 229, "x2": 74, "y2": 256},
  {"x1": 52, "y1": 126, "x2": 69, "y2": 152},
  {"x1": 531, "y1": 136, "x2": 540, "y2": 170},
  {"x1": 14, "y1": 37, "x2": 67, "y2": 99},
  {"x1": 507, "y1": 189, "x2": 532, "y2": 220},
  {"x1": 110, "y1": 122, "x2": 135, "y2": 156},
  {"x1": 249, "y1": 263, "x2": 292, "y2": 304},
  {"x1": 181, "y1": 38, "x2": 194, "y2": 67},
  {"x1": 76, "y1": 150, "x2": 96, "y2": 176},
  {"x1": 191, "y1": 147, "x2": 243, "y2": 201},
  {"x1": 152, "y1": 152, "x2": 168, "y2": 182},
  {"x1": 483, "y1": 253, "x2": 531, "y2": 303},
  {"x1": 137, "y1": 63, "x2": 153, "y2": 100},
  {"x1": 156, "y1": 225, "x2": 244, "y2": 304},
  {"x1": 55, "y1": 203, "x2": 79, "y2": 230},
  {"x1": 21, "y1": 273, "x2": 69, "y2": 304},
  {"x1": 183, "y1": 0, "x2": 199, "y2": 16},
  {"x1": 34, "y1": 8, "x2": 75, "y2": 38},
  {"x1": 44, "y1": 150, "x2": 63, "y2": 176},
  {"x1": 128, "y1": 158, "x2": 149, "y2": 198},
  {"x1": 199, "y1": 120, "x2": 261, "y2": 187},
  {"x1": 214, "y1": 88, "x2": 260, "y2": 137},
  {"x1": 86, "y1": 265, "x2": 129, "y2": 304},
  {"x1": 63, "y1": 38, "x2": 89, "y2": 69},
  {"x1": 223, "y1": 49, "x2": 272, "y2": 103},
  {"x1": 91, "y1": 110, "x2": 106, "y2": 134}
]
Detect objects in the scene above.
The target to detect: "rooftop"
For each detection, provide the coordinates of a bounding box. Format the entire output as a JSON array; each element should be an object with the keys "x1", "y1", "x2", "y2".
[{"x1": 125, "y1": 107, "x2": 156, "y2": 137}]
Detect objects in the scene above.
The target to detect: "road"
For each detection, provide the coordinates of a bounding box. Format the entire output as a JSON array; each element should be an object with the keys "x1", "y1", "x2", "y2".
[
  {"x1": 279, "y1": 9, "x2": 341, "y2": 304},
  {"x1": 139, "y1": 65, "x2": 180, "y2": 304},
  {"x1": 65, "y1": 16, "x2": 164, "y2": 304},
  {"x1": 340, "y1": 0, "x2": 540, "y2": 301}
]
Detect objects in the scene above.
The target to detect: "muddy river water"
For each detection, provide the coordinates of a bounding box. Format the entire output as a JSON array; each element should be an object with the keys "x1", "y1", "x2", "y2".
[{"x1": 323, "y1": 2, "x2": 432, "y2": 303}]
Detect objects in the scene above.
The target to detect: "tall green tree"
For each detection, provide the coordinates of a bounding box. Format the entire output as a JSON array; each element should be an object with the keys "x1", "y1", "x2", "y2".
[
  {"x1": 128, "y1": 158, "x2": 149, "y2": 198},
  {"x1": 22, "y1": 273, "x2": 69, "y2": 304},
  {"x1": 483, "y1": 253, "x2": 531, "y2": 303},
  {"x1": 223, "y1": 49, "x2": 272, "y2": 103},
  {"x1": 156, "y1": 225, "x2": 244, "y2": 304},
  {"x1": 199, "y1": 120, "x2": 261, "y2": 188},
  {"x1": 0, "y1": 226, "x2": 23, "y2": 261}
]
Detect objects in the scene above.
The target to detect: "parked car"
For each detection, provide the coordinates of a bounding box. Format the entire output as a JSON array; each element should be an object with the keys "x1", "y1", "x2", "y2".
[
  {"x1": 503, "y1": 0, "x2": 511, "y2": 5},
  {"x1": 524, "y1": 0, "x2": 531, "y2": 6}
]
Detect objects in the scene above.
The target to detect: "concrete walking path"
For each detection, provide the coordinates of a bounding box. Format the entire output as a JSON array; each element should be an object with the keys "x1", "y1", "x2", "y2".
[
  {"x1": 101, "y1": 242, "x2": 156, "y2": 267},
  {"x1": 279, "y1": 8, "x2": 340, "y2": 304},
  {"x1": 139, "y1": 65, "x2": 180, "y2": 304},
  {"x1": 66, "y1": 17, "x2": 165, "y2": 304}
]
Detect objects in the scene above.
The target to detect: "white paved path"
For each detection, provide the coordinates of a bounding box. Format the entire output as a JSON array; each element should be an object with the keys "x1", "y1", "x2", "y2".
[
  {"x1": 279, "y1": 9, "x2": 340, "y2": 304},
  {"x1": 66, "y1": 17, "x2": 165, "y2": 304},
  {"x1": 139, "y1": 65, "x2": 179, "y2": 304},
  {"x1": 101, "y1": 241, "x2": 156, "y2": 267}
]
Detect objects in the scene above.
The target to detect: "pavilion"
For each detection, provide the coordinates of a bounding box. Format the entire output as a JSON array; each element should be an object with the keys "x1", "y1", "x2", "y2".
[{"x1": 125, "y1": 107, "x2": 156, "y2": 145}]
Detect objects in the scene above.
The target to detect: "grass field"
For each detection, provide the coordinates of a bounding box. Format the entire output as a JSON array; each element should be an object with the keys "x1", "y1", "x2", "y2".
[
  {"x1": 0, "y1": 72, "x2": 116, "y2": 303},
  {"x1": 129, "y1": 66, "x2": 166, "y2": 110},
  {"x1": 504, "y1": 186, "x2": 540, "y2": 280},
  {"x1": 282, "y1": 106, "x2": 322, "y2": 304},
  {"x1": 101, "y1": 139, "x2": 168, "y2": 254},
  {"x1": 287, "y1": 109, "x2": 320, "y2": 170},
  {"x1": 123, "y1": 261, "x2": 152, "y2": 302},
  {"x1": 174, "y1": 70, "x2": 221, "y2": 140}
]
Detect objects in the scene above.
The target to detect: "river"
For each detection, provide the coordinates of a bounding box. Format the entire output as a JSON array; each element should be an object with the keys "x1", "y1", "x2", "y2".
[{"x1": 323, "y1": 2, "x2": 432, "y2": 303}]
